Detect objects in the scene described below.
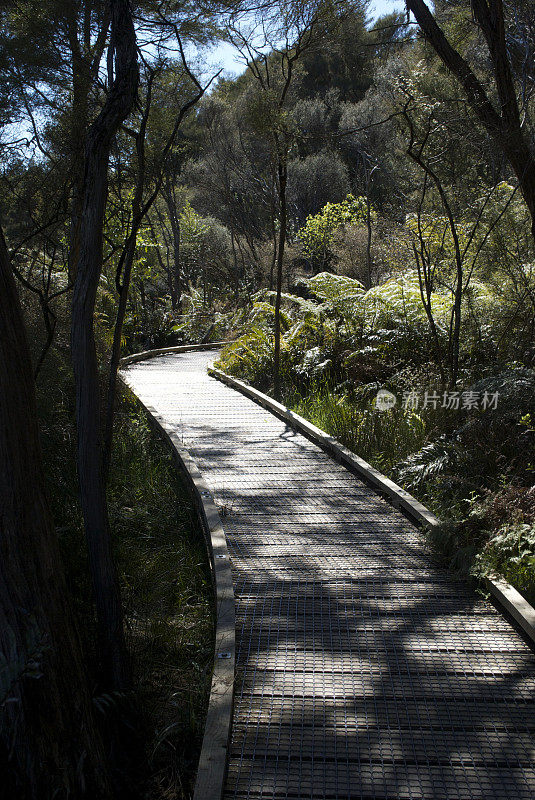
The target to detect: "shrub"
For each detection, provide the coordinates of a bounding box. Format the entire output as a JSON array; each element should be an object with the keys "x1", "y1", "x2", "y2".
[{"x1": 474, "y1": 523, "x2": 535, "y2": 605}]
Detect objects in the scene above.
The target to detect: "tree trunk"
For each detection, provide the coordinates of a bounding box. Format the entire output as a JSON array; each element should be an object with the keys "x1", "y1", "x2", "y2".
[
  {"x1": 364, "y1": 164, "x2": 377, "y2": 289},
  {"x1": 269, "y1": 194, "x2": 278, "y2": 293},
  {"x1": 71, "y1": 0, "x2": 138, "y2": 691},
  {"x1": 365, "y1": 196, "x2": 373, "y2": 289},
  {"x1": 103, "y1": 231, "x2": 136, "y2": 482},
  {"x1": 67, "y1": 4, "x2": 110, "y2": 281},
  {"x1": 0, "y1": 228, "x2": 111, "y2": 799},
  {"x1": 148, "y1": 215, "x2": 176, "y2": 307},
  {"x1": 273, "y1": 159, "x2": 287, "y2": 401},
  {"x1": 67, "y1": 10, "x2": 90, "y2": 281},
  {"x1": 412, "y1": 241, "x2": 446, "y2": 383},
  {"x1": 164, "y1": 186, "x2": 182, "y2": 307}
]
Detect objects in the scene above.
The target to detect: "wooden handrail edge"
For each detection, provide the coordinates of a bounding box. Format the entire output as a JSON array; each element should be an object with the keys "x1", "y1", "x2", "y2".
[{"x1": 119, "y1": 341, "x2": 232, "y2": 367}]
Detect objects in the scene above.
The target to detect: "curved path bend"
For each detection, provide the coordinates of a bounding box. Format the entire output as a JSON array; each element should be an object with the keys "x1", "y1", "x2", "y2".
[{"x1": 125, "y1": 350, "x2": 535, "y2": 800}]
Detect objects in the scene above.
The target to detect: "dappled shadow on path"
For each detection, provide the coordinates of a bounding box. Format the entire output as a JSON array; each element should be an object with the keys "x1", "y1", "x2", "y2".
[
  {"x1": 126, "y1": 355, "x2": 535, "y2": 800},
  {"x1": 183, "y1": 422, "x2": 535, "y2": 799}
]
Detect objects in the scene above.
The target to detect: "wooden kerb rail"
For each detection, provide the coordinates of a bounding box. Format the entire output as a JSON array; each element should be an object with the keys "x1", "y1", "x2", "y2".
[
  {"x1": 120, "y1": 345, "x2": 235, "y2": 800},
  {"x1": 208, "y1": 366, "x2": 535, "y2": 648}
]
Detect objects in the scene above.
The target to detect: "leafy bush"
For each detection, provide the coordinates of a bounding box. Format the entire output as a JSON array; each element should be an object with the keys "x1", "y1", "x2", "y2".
[
  {"x1": 297, "y1": 194, "x2": 369, "y2": 272},
  {"x1": 395, "y1": 367, "x2": 535, "y2": 509},
  {"x1": 296, "y1": 387, "x2": 427, "y2": 471},
  {"x1": 215, "y1": 327, "x2": 278, "y2": 391},
  {"x1": 474, "y1": 523, "x2": 535, "y2": 605}
]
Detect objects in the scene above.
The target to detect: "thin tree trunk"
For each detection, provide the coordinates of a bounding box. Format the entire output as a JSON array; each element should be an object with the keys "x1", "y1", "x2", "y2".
[
  {"x1": 269, "y1": 200, "x2": 278, "y2": 294},
  {"x1": 405, "y1": 109, "x2": 464, "y2": 387},
  {"x1": 71, "y1": 0, "x2": 138, "y2": 690},
  {"x1": 0, "y1": 228, "x2": 111, "y2": 799},
  {"x1": 139, "y1": 279, "x2": 146, "y2": 311},
  {"x1": 103, "y1": 231, "x2": 137, "y2": 481},
  {"x1": 230, "y1": 229, "x2": 240, "y2": 299},
  {"x1": 148, "y1": 215, "x2": 176, "y2": 307},
  {"x1": 164, "y1": 186, "x2": 182, "y2": 307},
  {"x1": 273, "y1": 159, "x2": 287, "y2": 401},
  {"x1": 412, "y1": 241, "x2": 446, "y2": 383},
  {"x1": 365, "y1": 197, "x2": 372, "y2": 289},
  {"x1": 450, "y1": 275, "x2": 462, "y2": 387},
  {"x1": 365, "y1": 164, "x2": 377, "y2": 289}
]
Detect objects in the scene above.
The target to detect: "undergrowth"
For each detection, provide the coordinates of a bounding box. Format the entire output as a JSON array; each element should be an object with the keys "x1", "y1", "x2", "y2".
[
  {"x1": 110, "y1": 395, "x2": 213, "y2": 800},
  {"x1": 37, "y1": 360, "x2": 213, "y2": 800},
  {"x1": 292, "y1": 387, "x2": 427, "y2": 473}
]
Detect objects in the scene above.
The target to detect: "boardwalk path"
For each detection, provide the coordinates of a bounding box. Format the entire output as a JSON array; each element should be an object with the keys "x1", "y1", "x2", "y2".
[{"x1": 125, "y1": 351, "x2": 535, "y2": 799}]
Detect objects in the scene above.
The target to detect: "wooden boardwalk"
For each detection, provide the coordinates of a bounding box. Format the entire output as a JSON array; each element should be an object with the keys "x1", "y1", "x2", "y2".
[{"x1": 125, "y1": 351, "x2": 535, "y2": 800}]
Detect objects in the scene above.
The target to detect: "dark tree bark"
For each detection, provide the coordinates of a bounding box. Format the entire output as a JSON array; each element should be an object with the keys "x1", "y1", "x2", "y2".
[
  {"x1": 71, "y1": 0, "x2": 138, "y2": 691},
  {"x1": 406, "y1": 0, "x2": 535, "y2": 243},
  {"x1": 0, "y1": 228, "x2": 111, "y2": 799}
]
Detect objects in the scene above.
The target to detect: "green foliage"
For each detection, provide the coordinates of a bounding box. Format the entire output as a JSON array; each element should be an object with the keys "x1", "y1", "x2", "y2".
[
  {"x1": 108, "y1": 402, "x2": 213, "y2": 798},
  {"x1": 307, "y1": 271, "x2": 365, "y2": 302},
  {"x1": 288, "y1": 149, "x2": 351, "y2": 223},
  {"x1": 215, "y1": 326, "x2": 278, "y2": 391},
  {"x1": 295, "y1": 387, "x2": 427, "y2": 472},
  {"x1": 474, "y1": 523, "x2": 535, "y2": 605},
  {"x1": 179, "y1": 201, "x2": 208, "y2": 270},
  {"x1": 297, "y1": 194, "x2": 370, "y2": 271},
  {"x1": 424, "y1": 518, "x2": 484, "y2": 580},
  {"x1": 171, "y1": 288, "x2": 237, "y2": 344},
  {"x1": 396, "y1": 369, "x2": 535, "y2": 505}
]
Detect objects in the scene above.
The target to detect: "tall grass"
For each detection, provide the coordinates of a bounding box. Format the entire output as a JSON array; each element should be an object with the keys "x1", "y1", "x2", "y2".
[
  {"x1": 109, "y1": 396, "x2": 214, "y2": 800},
  {"x1": 292, "y1": 385, "x2": 427, "y2": 473}
]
